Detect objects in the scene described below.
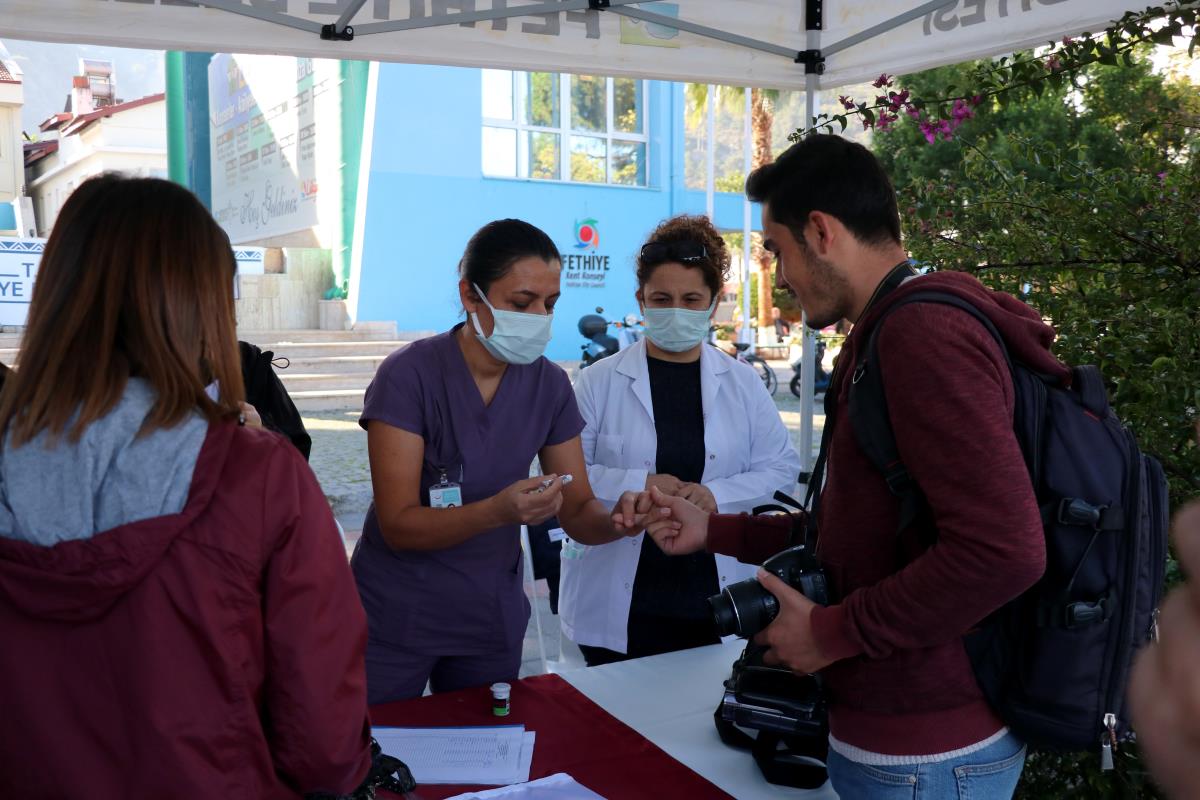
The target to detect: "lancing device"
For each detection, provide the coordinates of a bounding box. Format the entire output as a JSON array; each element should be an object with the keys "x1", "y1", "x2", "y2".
[{"x1": 534, "y1": 474, "x2": 573, "y2": 492}]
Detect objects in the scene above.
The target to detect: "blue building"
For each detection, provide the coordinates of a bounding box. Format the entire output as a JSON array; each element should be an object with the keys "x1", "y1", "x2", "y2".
[{"x1": 352, "y1": 64, "x2": 766, "y2": 361}]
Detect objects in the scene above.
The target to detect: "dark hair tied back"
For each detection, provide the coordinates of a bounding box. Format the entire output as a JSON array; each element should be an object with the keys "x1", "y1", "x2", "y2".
[{"x1": 458, "y1": 219, "x2": 561, "y2": 295}]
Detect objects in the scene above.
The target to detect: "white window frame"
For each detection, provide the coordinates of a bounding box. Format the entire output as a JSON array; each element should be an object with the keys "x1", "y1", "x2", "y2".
[{"x1": 482, "y1": 71, "x2": 650, "y2": 187}]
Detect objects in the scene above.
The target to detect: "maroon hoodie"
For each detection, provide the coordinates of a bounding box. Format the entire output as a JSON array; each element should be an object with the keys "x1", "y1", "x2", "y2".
[
  {"x1": 708, "y1": 271, "x2": 1068, "y2": 755},
  {"x1": 0, "y1": 421, "x2": 372, "y2": 799}
]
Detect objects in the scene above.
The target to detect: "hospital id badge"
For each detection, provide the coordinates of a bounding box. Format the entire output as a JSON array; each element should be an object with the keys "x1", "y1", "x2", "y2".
[{"x1": 429, "y1": 480, "x2": 463, "y2": 509}]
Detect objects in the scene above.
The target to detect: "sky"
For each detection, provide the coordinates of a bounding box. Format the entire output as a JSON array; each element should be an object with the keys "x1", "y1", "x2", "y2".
[{"x1": 1, "y1": 39, "x2": 163, "y2": 134}]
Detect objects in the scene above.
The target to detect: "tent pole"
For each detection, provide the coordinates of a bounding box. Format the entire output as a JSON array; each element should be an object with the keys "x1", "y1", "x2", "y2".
[
  {"x1": 741, "y1": 87, "x2": 753, "y2": 351},
  {"x1": 705, "y1": 85, "x2": 715, "y2": 222},
  {"x1": 334, "y1": 0, "x2": 369, "y2": 31},
  {"x1": 188, "y1": 0, "x2": 323, "y2": 33},
  {"x1": 356, "y1": 0, "x2": 645, "y2": 36},
  {"x1": 166, "y1": 52, "x2": 188, "y2": 188},
  {"x1": 822, "y1": 0, "x2": 957, "y2": 58},
  {"x1": 798, "y1": 29, "x2": 819, "y2": 479},
  {"x1": 608, "y1": 6, "x2": 798, "y2": 60}
]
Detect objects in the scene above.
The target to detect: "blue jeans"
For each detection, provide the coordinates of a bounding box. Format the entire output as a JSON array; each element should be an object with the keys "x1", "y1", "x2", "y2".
[{"x1": 826, "y1": 732, "x2": 1026, "y2": 800}]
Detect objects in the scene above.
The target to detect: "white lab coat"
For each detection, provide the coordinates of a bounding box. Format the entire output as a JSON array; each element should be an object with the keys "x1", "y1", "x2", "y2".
[{"x1": 559, "y1": 339, "x2": 801, "y2": 653}]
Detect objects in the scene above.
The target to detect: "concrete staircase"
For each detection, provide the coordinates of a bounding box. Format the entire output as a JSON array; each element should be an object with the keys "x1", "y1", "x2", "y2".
[
  {"x1": 0, "y1": 329, "x2": 408, "y2": 413},
  {"x1": 238, "y1": 326, "x2": 410, "y2": 412}
]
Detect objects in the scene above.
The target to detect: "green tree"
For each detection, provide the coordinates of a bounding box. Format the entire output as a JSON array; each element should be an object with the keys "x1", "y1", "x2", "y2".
[{"x1": 870, "y1": 46, "x2": 1199, "y2": 799}]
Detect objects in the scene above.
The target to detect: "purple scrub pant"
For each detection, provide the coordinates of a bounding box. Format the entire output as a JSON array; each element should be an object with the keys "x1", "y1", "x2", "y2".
[{"x1": 365, "y1": 637, "x2": 524, "y2": 705}]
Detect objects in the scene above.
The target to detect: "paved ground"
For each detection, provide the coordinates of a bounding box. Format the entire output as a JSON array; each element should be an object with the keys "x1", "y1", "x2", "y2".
[{"x1": 304, "y1": 360, "x2": 825, "y2": 678}]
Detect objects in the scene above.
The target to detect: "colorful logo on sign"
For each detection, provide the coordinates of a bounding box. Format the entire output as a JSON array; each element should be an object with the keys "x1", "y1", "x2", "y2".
[{"x1": 574, "y1": 218, "x2": 600, "y2": 250}]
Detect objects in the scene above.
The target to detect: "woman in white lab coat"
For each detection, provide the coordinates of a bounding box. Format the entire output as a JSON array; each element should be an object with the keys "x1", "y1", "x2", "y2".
[{"x1": 560, "y1": 215, "x2": 801, "y2": 666}]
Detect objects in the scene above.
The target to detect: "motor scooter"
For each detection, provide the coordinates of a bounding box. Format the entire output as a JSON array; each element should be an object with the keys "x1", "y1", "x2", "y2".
[
  {"x1": 578, "y1": 308, "x2": 641, "y2": 368},
  {"x1": 789, "y1": 337, "x2": 831, "y2": 398}
]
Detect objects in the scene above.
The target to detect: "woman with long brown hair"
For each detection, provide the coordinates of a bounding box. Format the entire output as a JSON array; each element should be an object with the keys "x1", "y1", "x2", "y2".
[{"x1": 0, "y1": 175, "x2": 372, "y2": 798}]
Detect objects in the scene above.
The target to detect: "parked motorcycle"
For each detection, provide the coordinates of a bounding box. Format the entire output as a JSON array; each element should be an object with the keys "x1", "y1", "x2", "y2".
[
  {"x1": 579, "y1": 308, "x2": 642, "y2": 368},
  {"x1": 789, "y1": 337, "x2": 831, "y2": 398}
]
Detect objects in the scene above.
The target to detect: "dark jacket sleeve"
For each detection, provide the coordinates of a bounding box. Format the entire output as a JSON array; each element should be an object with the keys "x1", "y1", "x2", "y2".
[
  {"x1": 240, "y1": 341, "x2": 312, "y2": 460},
  {"x1": 260, "y1": 441, "x2": 371, "y2": 795},
  {"x1": 706, "y1": 512, "x2": 796, "y2": 565}
]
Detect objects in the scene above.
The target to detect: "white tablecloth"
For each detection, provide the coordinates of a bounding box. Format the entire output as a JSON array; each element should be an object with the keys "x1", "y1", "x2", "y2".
[{"x1": 559, "y1": 640, "x2": 837, "y2": 799}]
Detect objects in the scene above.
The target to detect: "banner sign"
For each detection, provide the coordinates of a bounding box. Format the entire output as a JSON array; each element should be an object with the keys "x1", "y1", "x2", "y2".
[
  {"x1": 209, "y1": 54, "x2": 337, "y2": 243},
  {"x1": 0, "y1": 239, "x2": 265, "y2": 325}
]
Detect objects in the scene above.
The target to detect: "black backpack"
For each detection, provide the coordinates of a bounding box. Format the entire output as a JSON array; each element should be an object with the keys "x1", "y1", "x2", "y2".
[{"x1": 849, "y1": 289, "x2": 1169, "y2": 768}]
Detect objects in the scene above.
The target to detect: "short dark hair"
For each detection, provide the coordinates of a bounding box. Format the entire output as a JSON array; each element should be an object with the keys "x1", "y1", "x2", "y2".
[
  {"x1": 745, "y1": 134, "x2": 901, "y2": 248},
  {"x1": 458, "y1": 219, "x2": 561, "y2": 294},
  {"x1": 636, "y1": 214, "x2": 730, "y2": 301}
]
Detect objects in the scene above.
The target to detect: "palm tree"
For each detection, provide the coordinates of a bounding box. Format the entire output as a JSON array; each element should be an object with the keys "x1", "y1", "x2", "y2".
[{"x1": 685, "y1": 84, "x2": 778, "y2": 332}]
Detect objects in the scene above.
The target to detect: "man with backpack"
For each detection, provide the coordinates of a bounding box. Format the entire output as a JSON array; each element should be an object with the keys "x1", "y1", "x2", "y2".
[{"x1": 627, "y1": 133, "x2": 1157, "y2": 798}]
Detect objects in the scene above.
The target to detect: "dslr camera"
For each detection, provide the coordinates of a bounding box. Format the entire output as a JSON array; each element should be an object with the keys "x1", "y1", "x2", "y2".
[
  {"x1": 709, "y1": 544, "x2": 832, "y2": 789},
  {"x1": 708, "y1": 545, "x2": 829, "y2": 638}
]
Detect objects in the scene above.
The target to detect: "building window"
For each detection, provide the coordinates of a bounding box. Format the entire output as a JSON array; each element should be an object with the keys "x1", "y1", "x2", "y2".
[{"x1": 482, "y1": 71, "x2": 648, "y2": 187}]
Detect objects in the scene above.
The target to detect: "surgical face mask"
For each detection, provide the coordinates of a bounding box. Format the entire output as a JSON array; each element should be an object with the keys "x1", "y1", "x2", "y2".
[
  {"x1": 642, "y1": 300, "x2": 716, "y2": 353},
  {"x1": 470, "y1": 283, "x2": 553, "y2": 365}
]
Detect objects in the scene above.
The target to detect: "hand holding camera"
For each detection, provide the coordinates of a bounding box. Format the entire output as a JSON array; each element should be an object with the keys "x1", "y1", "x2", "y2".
[{"x1": 752, "y1": 569, "x2": 836, "y2": 676}]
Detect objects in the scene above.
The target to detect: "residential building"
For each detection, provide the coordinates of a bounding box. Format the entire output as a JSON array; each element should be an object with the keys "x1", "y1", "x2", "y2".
[
  {"x1": 0, "y1": 42, "x2": 30, "y2": 236},
  {"x1": 23, "y1": 59, "x2": 166, "y2": 235}
]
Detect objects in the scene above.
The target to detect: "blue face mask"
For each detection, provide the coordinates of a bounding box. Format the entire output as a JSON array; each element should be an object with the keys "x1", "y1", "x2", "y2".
[
  {"x1": 642, "y1": 300, "x2": 716, "y2": 353},
  {"x1": 469, "y1": 283, "x2": 554, "y2": 365}
]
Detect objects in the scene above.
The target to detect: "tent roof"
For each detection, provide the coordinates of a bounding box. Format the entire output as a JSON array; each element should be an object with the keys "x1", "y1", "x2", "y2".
[{"x1": 0, "y1": 1, "x2": 1147, "y2": 91}]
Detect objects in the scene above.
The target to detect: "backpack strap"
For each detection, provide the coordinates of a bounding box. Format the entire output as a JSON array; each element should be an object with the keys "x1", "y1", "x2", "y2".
[
  {"x1": 1071, "y1": 365, "x2": 1110, "y2": 417},
  {"x1": 850, "y1": 291, "x2": 1013, "y2": 536}
]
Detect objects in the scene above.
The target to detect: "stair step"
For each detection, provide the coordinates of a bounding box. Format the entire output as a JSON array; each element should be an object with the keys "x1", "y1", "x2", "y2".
[
  {"x1": 277, "y1": 355, "x2": 387, "y2": 374},
  {"x1": 247, "y1": 340, "x2": 407, "y2": 359},
  {"x1": 291, "y1": 389, "x2": 367, "y2": 412},
  {"x1": 279, "y1": 373, "x2": 374, "y2": 392},
  {"x1": 238, "y1": 326, "x2": 398, "y2": 343}
]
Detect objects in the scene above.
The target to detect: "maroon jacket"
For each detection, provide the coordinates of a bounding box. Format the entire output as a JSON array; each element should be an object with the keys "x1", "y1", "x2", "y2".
[
  {"x1": 709, "y1": 271, "x2": 1066, "y2": 755},
  {"x1": 0, "y1": 422, "x2": 372, "y2": 799}
]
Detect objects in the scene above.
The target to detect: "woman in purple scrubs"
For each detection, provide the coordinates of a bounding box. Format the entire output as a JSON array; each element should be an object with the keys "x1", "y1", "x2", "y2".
[{"x1": 352, "y1": 219, "x2": 647, "y2": 704}]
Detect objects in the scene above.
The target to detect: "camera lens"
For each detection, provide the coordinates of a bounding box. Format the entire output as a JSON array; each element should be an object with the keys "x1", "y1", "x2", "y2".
[{"x1": 708, "y1": 578, "x2": 780, "y2": 638}]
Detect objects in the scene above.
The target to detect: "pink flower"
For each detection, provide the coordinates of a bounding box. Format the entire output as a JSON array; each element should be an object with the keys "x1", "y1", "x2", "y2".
[
  {"x1": 889, "y1": 89, "x2": 911, "y2": 110},
  {"x1": 970, "y1": 95, "x2": 984, "y2": 107},
  {"x1": 862, "y1": 116, "x2": 875, "y2": 130},
  {"x1": 937, "y1": 119, "x2": 955, "y2": 141},
  {"x1": 1062, "y1": 35, "x2": 1075, "y2": 46},
  {"x1": 951, "y1": 98, "x2": 975, "y2": 123},
  {"x1": 871, "y1": 73, "x2": 893, "y2": 89},
  {"x1": 838, "y1": 95, "x2": 855, "y2": 110},
  {"x1": 1046, "y1": 54, "x2": 1063, "y2": 72},
  {"x1": 905, "y1": 104, "x2": 922, "y2": 120},
  {"x1": 1157, "y1": 171, "x2": 1168, "y2": 182},
  {"x1": 920, "y1": 120, "x2": 938, "y2": 144},
  {"x1": 876, "y1": 111, "x2": 898, "y2": 132}
]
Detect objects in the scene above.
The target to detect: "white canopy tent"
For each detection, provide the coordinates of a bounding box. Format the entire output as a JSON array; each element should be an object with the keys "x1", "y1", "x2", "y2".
[{"x1": 0, "y1": 0, "x2": 1146, "y2": 475}]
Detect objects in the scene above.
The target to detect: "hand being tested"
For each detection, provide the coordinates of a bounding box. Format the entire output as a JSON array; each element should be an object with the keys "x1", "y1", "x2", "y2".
[
  {"x1": 493, "y1": 475, "x2": 564, "y2": 526},
  {"x1": 677, "y1": 482, "x2": 718, "y2": 514},
  {"x1": 611, "y1": 489, "x2": 672, "y2": 537},
  {"x1": 753, "y1": 569, "x2": 835, "y2": 675},
  {"x1": 644, "y1": 486, "x2": 710, "y2": 556}
]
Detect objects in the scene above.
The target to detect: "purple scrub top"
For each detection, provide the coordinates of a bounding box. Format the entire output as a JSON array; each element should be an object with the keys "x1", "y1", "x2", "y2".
[{"x1": 351, "y1": 325, "x2": 584, "y2": 656}]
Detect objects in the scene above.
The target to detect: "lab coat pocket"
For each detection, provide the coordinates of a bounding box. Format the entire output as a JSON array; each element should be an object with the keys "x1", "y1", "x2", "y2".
[{"x1": 595, "y1": 433, "x2": 625, "y2": 463}]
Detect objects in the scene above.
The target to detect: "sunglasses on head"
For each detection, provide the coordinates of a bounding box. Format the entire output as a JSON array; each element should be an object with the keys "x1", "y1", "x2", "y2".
[{"x1": 639, "y1": 240, "x2": 708, "y2": 265}]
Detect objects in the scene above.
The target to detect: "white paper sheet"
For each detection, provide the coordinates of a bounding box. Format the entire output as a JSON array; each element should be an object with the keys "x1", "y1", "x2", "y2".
[
  {"x1": 374, "y1": 725, "x2": 529, "y2": 785},
  {"x1": 445, "y1": 772, "x2": 606, "y2": 800}
]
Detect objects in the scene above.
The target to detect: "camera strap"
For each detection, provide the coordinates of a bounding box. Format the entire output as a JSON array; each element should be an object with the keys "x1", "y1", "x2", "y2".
[{"x1": 713, "y1": 708, "x2": 830, "y2": 790}]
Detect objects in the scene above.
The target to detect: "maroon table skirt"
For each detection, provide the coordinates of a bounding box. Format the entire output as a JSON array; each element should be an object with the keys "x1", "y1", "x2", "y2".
[{"x1": 369, "y1": 673, "x2": 733, "y2": 799}]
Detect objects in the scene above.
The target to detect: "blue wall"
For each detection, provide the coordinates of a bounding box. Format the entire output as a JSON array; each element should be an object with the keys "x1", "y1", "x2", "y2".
[{"x1": 356, "y1": 66, "x2": 761, "y2": 361}]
